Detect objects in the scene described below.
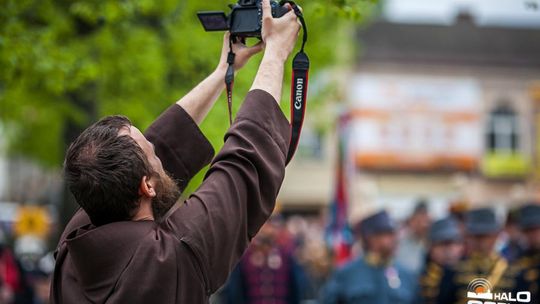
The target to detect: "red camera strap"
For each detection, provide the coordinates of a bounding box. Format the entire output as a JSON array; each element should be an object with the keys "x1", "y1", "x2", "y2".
[{"x1": 224, "y1": 0, "x2": 309, "y2": 165}]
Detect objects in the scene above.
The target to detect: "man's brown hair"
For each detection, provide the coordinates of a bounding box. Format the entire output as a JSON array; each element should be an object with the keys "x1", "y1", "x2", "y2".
[{"x1": 64, "y1": 116, "x2": 153, "y2": 226}]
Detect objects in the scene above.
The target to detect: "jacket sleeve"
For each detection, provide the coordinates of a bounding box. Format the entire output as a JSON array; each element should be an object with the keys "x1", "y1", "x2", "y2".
[
  {"x1": 165, "y1": 89, "x2": 290, "y2": 292},
  {"x1": 144, "y1": 104, "x2": 215, "y2": 191}
]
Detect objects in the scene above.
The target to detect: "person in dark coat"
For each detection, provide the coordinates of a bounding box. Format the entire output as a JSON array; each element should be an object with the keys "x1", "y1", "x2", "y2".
[
  {"x1": 221, "y1": 220, "x2": 310, "y2": 304},
  {"x1": 501, "y1": 208, "x2": 526, "y2": 263},
  {"x1": 50, "y1": 1, "x2": 302, "y2": 303},
  {"x1": 513, "y1": 203, "x2": 540, "y2": 303},
  {"x1": 321, "y1": 210, "x2": 418, "y2": 304},
  {"x1": 418, "y1": 217, "x2": 463, "y2": 304},
  {"x1": 435, "y1": 207, "x2": 518, "y2": 304}
]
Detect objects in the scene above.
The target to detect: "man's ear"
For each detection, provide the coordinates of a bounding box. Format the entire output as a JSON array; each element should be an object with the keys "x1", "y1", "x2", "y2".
[{"x1": 139, "y1": 176, "x2": 156, "y2": 198}]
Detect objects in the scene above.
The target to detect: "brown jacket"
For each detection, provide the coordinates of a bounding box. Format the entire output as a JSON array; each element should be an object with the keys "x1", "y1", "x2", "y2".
[{"x1": 50, "y1": 90, "x2": 290, "y2": 303}]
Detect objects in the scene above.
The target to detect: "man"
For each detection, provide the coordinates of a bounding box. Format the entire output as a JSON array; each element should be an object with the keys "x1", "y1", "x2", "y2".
[
  {"x1": 436, "y1": 208, "x2": 517, "y2": 304},
  {"x1": 396, "y1": 200, "x2": 431, "y2": 275},
  {"x1": 50, "y1": 1, "x2": 301, "y2": 302},
  {"x1": 513, "y1": 203, "x2": 540, "y2": 303},
  {"x1": 501, "y1": 208, "x2": 526, "y2": 263},
  {"x1": 321, "y1": 210, "x2": 417, "y2": 304},
  {"x1": 221, "y1": 219, "x2": 310, "y2": 304},
  {"x1": 418, "y1": 217, "x2": 463, "y2": 304}
]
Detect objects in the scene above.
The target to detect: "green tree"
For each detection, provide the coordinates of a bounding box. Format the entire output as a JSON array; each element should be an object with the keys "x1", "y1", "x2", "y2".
[{"x1": 0, "y1": 0, "x2": 377, "y2": 222}]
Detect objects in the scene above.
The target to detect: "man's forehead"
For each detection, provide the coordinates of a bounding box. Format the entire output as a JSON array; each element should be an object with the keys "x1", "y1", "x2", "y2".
[
  {"x1": 120, "y1": 126, "x2": 147, "y2": 148},
  {"x1": 117, "y1": 125, "x2": 131, "y2": 137}
]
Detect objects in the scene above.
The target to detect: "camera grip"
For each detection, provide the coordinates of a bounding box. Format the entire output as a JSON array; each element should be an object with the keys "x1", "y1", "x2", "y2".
[{"x1": 272, "y1": 3, "x2": 290, "y2": 18}]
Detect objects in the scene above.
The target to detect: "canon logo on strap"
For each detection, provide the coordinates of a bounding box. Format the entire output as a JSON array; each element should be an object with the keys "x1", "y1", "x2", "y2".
[{"x1": 294, "y1": 78, "x2": 304, "y2": 110}]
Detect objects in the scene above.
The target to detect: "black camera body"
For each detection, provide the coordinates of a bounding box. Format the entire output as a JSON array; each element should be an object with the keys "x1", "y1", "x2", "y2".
[{"x1": 197, "y1": 0, "x2": 290, "y2": 38}]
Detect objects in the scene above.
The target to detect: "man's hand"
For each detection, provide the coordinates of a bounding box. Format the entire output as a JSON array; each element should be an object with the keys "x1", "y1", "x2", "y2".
[
  {"x1": 250, "y1": 0, "x2": 301, "y2": 103},
  {"x1": 218, "y1": 32, "x2": 264, "y2": 71},
  {"x1": 261, "y1": 0, "x2": 301, "y2": 62}
]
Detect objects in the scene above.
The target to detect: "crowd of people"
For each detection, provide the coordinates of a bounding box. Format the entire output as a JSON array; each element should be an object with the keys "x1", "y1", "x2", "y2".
[
  {"x1": 2, "y1": 201, "x2": 540, "y2": 304},
  {"x1": 210, "y1": 201, "x2": 540, "y2": 304}
]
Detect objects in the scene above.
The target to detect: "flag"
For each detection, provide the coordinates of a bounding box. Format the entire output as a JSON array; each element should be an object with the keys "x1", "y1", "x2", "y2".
[{"x1": 325, "y1": 113, "x2": 354, "y2": 266}]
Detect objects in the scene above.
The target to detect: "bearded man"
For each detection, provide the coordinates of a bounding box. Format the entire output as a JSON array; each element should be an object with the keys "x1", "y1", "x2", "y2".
[{"x1": 50, "y1": 0, "x2": 301, "y2": 302}]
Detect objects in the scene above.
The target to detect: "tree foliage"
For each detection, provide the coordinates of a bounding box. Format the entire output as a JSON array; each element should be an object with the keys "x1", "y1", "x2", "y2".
[{"x1": 0, "y1": 0, "x2": 377, "y2": 194}]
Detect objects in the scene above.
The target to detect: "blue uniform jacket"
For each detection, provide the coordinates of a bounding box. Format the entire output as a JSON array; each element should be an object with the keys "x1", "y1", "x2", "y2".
[{"x1": 321, "y1": 257, "x2": 418, "y2": 304}]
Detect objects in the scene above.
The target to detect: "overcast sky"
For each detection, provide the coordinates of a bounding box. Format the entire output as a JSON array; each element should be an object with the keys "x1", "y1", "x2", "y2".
[{"x1": 383, "y1": 0, "x2": 540, "y2": 28}]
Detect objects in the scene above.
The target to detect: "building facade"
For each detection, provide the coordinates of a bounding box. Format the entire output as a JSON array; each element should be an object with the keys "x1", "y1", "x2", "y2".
[{"x1": 278, "y1": 12, "x2": 540, "y2": 221}]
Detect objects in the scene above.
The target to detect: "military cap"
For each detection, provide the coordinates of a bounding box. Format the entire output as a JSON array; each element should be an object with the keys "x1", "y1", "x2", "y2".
[
  {"x1": 358, "y1": 210, "x2": 396, "y2": 237},
  {"x1": 465, "y1": 207, "x2": 501, "y2": 235},
  {"x1": 429, "y1": 217, "x2": 461, "y2": 243},
  {"x1": 519, "y1": 204, "x2": 540, "y2": 230}
]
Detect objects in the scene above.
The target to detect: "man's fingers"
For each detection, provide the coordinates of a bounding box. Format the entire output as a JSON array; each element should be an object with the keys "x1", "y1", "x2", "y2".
[
  {"x1": 223, "y1": 32, "x2": 231, "y2": 45},
  {"x1": 248, "y1": 41, "x2": 265, "y2": 55},
  {"x1": 262, "y1": 0, "x2": 272, "y2": 20},
  {"x1": 232, "y1": 35, "x2": 247, "y2": 46},
  {"x1": 284, "y1": 10, "x2": 297, "y2": 21},
  {"x1": 242, "y1": 41, "x2": 264, "y2": 58}
]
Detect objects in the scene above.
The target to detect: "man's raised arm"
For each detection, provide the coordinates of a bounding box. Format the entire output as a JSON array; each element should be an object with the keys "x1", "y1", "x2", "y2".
[
  {"x1": 175, "y1": 32, "x2": 264, "y2": 125},
  {"x1": 164, "y1": 0, "x2": 301, "y2": 293},
  {"x1": 145, "y1": 34, "x2": 264, "y2": 190}
]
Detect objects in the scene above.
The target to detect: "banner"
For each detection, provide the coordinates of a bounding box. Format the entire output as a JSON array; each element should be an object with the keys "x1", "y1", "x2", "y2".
[{"x1": 348, "y1": 74, "x2": 482, "y2": 171}]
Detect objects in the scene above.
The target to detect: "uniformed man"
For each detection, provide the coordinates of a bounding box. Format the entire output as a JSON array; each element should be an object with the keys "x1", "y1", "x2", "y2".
[
  {"x1": 513, "y1": 203, "x2": 540, "y2": 303},
  {"x1": 321, "y1": 210, "x2": 417, "y2": 304},
  {"x1": 436, "y1": 208, "x2": 517, "y2": 304},
  {"x1": 418, "y1": 217, "x2": 464, "y2": 304},
  {"x1": 396, "y1": 200, "x2": 431, "y2": 275},
  {"x1": 501, "y1": 208, "x2": 526, "y2": 263},
  {"x1": 221, "y1": 219, "x2": 309, "y2": 304}
]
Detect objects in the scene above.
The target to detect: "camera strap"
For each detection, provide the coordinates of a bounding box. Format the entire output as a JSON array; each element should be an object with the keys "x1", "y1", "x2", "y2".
[
  {"x1": 285, "y1": 1, "x2": 309, "y2": 164},
  {"x1": 225, "y1": 38, "x2": 236, "y2": 125},
  {"x1": 224, "y1": 0, "x2": 309, "y2": 164}
]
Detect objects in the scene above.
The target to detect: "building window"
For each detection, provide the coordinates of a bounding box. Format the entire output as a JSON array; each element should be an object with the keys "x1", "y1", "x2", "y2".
[{"x1": 486, "y1": 105, "x2": 519, "y2": 153}]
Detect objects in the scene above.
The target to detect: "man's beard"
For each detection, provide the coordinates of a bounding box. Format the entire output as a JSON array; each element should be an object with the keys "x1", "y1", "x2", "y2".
[{"x1": 151, "y1": 171, "x2": 181, "y2": 222}]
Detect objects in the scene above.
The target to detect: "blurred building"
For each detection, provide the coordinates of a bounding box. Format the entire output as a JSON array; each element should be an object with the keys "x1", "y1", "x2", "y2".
[
  {"x1": 0, "y1": 125, "x2": 59, "y2": 254},
  {"x1": 278, "y1": 1, "x2": 540, "y2": 221},
  {"x1": 0, "y1": 123, "x2": 62, "y2": 206}
]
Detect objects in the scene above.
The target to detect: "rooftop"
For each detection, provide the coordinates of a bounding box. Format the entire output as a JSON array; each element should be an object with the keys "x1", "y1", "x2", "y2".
[{"x1": 357, "y1": 14, "x2": 540, "y2": 68}]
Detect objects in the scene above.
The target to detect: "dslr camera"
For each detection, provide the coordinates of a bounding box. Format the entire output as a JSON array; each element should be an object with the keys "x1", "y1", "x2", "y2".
[{"x1": 197, "y1": 0, "x2": 290, "y2": 38}]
